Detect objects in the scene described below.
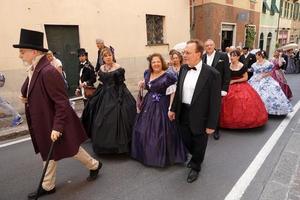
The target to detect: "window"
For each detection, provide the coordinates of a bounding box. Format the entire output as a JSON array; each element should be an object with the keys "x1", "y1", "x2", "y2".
[
  {"x1": 298, "y1": 4, "x2": 300, "y2": 21},
  {"x1": 279, "y1": 0, "x2": 283, "y2": 16},
  {"x1": 294, "y1": 3, "x2": 299, "y2": 20},
  {"x1": 284, "y1": 2, "x2": 288, "y2": 18},
  {"x1": 290, "y1": 3, "x2": 293, "y2": 19},
  {"x1": 270, "y1": 0, "x2": 280, "y2": 15},
  {"x1": 262, "y1": 0, "x2": 270, "y2": 14},
  {"x1": 266, "y1": 32, "x2": 272, "y2": 58},
  {"x1": 146, "y1": 15, "x2": 165, "y2": 45}
]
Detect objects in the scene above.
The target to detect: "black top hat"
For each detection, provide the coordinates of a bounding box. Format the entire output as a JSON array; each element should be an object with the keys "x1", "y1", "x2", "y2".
[
  {"x1": 78, "y1": 48, "x2": 88, "y2": 57},
  {"x1": 13, "y1": 28, "x2": 48, "y2": 52}
]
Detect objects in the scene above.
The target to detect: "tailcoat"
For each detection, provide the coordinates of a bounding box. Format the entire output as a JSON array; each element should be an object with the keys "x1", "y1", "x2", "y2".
[{"x1": 21, "y1": 56, "x2": 88, "y2": 161}]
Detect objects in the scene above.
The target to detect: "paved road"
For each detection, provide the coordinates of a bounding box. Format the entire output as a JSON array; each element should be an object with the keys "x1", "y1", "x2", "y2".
[{"x1": 0, "y1": 74, "x2": 299, "y2": 200}]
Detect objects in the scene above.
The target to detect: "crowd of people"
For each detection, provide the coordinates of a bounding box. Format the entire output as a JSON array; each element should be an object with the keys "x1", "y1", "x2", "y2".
[{"x1": 10, "y1": 28, "x2": 297, "y2": 199}]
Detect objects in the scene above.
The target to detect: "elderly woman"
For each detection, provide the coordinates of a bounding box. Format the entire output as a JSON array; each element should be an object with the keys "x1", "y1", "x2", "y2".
[
  {"x1": 131, "y1": 53, "x2": 186, "y2": 167},
  {"x1": 168, "y1": 50, "x2": 183, "y2": 77},
  {"x1": 81, "y1": 47, "x2": 136, "y2": 154},
  {"x1": 46, "y1": 50, "x2": 69, "y2": 91}
]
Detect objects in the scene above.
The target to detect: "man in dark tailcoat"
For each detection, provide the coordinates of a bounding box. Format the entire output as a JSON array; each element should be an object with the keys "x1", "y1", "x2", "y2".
[
  {"x1": 169, "y1": 39, "x2": 221, "y2": 183},
  {"x1": 239, "y1": 47, "x2": 256, "y2": 79},
  {"x1": 13, "y1": 29, "x2": 102, "y2": 199},
  {"x1": 75, "y1": 48, "x2": 96, "y2": 105},
  {"x1": 202, "y1": 39, "x2": 230, "y2": 140}
]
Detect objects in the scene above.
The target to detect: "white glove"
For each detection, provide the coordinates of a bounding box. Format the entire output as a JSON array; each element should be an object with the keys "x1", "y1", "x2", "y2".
[{"x1": 221, "y1": 91, "x2": 227, "y2": 97}]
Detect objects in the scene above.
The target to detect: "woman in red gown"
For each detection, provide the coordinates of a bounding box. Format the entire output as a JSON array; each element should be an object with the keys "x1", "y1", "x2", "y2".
[{"x1": 220, "y1": 50, "x2": 268, "y2": 129}]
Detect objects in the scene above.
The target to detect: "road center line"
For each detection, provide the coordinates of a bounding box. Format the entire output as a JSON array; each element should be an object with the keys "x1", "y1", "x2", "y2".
[
  {"x1": 225, "y1": 100, "x2": 300, "y2": 200},
  {"x1": 0, "y1": 137, "x2": 31, "y2": 148}
]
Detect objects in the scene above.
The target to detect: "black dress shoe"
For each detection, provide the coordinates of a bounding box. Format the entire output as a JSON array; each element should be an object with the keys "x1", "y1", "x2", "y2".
[
  {"x1": 87, "y1": 162, "x2": 102, "y2": 181},
  {"x1": 213, "y1": 130, "x2": 220, "y2": 140},
  {"x1": 27, "y1": 187, "x2": 56, "y2": 199},
  {"x1": 187, "y1": 169, "x2": 199, "y2": 183},
  {"x1": 187, "y1": 161, "x2": 192, "y2": 168}
]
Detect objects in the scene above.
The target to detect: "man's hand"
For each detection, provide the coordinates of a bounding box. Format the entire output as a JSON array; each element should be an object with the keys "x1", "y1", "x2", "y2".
[
  {"x1": 51, "y1": 130, "x2": 62, "y2": 142},
  {"x1": 79, "y1": 82, "x2": 87, "y2": 88},
  {"x1": 19, "y1": 96, "x2": 28, "y2": 104},
  {"x1": 75, "y1": 88, "x2": 81, "y2": 96},
  {"x1": 168, "y1": 111, "x2": 176, "y2": 121},
  {"x1": 206, "y1": 128, "x2": 215, "y2": 135}
]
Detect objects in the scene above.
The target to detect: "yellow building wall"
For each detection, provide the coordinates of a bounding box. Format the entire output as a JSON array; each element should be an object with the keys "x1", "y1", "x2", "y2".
[{"x1": 0, "y1": 0, "x2": 190, "y2": 112}]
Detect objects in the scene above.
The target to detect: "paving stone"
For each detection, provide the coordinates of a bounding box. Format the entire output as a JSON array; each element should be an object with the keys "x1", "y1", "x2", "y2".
[
  {"x1": 286, "y1": 134, "x2": 300, "y2": 155},
  {"x1": 289, "y1": 160, "x2": 300, "y2": 198},
  {"x1": 287, "y1": 193, "x2": 300, "y2": 200},
  {"x1": 259, "y1": 181, "x2": 288, "y2": 200},
  {"x1": 271, "y1": 152, "x2": 298, "y2": 185}
]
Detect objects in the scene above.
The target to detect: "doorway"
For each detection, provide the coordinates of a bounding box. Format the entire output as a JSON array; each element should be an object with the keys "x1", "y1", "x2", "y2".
[
  {"x1": 44, "y1": 25, "x2": 80, "y2": 96},
  {"x1": 222, "y1": 31, "x2": 233, "y2": 51},
  {"x1": 221, "y1": 24, "x2": 235, "y2": 52},
  {"x1": 266, "y1": 32, "x2": 272, "y2": 58}
]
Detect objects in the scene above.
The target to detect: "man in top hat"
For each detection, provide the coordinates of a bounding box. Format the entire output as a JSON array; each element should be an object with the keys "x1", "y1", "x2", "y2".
[
  {"x1": 75, "y1": 48, "x2": 96, "y2": 105},
  {"x1": 13, "y1": 28, "x2": 102, "y2": 199}
]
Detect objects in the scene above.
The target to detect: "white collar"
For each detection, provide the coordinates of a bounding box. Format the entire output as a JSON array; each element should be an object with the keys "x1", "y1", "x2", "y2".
[
  {"x1": 189, "y1": 60, "x2": 202, "y2": 71},
  {"x1": 80, "y1": 61, "x2": 87, "y2": 65},
  {"x1": 207, "y1": 50, "x2": 216, "y2": 57}
]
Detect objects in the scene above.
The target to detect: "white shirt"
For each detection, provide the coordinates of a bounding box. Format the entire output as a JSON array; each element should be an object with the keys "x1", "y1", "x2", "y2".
[
  {"x1": 206, "y1": 50, "x2": 216, "y2": 66},
  {"x1": 244, "y1": 52, "x2": 249, "y2": 59},
  {"x1": 227, "y1": 53, "x2": 231, "y2": 63},
  {"x1": 182, "y1": 61, "x2": 202, "y2": 104},
  {"x1": 27, "y1": 54, "x2": 44, "y2": 97}
]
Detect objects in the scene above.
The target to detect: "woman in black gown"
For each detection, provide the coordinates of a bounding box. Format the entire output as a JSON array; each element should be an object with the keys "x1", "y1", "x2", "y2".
[{"x1": 81, "y1": 47, "x2": 136, "y2": 154}]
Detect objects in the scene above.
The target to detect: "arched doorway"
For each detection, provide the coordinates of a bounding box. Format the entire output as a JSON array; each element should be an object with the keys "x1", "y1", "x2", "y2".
[
  {"x1": 266, "y1": 32, "x2": 272, "y2": 58},
  {"x1": 259, "y1": 33, "x2": 264, "y2": 50}
]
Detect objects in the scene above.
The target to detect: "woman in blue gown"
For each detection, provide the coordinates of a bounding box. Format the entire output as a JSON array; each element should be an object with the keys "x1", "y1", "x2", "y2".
[
  {"x1": 248, "y1": 50, "x2": 293, "y2": 115},
  {"x1": 131, "y1": 53, "x2": 186, "y2": 167}
]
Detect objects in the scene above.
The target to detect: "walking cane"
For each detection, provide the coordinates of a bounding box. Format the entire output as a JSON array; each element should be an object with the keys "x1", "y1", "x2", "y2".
[{"x1": 34, "y1": 141, "x2": 55, "y2": 200}]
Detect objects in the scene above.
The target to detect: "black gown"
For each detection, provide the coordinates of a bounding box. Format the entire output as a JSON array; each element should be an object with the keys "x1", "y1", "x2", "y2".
[{"x1": 81, "y1": 68, "x2": 136, "y2": 154}]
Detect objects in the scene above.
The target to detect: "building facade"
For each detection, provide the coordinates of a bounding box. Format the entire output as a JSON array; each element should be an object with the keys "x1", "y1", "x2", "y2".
[
  {"x1": 278, "y1": 0, "x2": 300, "y2": 46},
  {"x1": 191, "y1": 0, "x2": 261, "y2": 51},
  {"x1": 0, "y1": 0, "x2": 190, "y2": 110},
  {"x1": 259, "y1": 0, "x2": 280, "y2": 58}
]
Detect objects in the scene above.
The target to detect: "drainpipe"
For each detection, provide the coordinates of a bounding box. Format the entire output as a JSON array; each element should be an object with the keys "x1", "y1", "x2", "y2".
[
  {"x1": 190, "y1": 0, "x2": 195, "y2": 38},
  {"x1": 276, "y1": 0, "x2": 282, "y2": 47},
  {"x1": 276, "y1": 11, "x2": 280, "y2": 47}
]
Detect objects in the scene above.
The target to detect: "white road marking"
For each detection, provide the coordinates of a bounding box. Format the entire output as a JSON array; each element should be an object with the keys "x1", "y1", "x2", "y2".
[
  {"x1": 0, "y1": 137, "x2": 31, "y2": 148},
  {"x1": 225, "y1": 100, "x2": 300, "y2": 200}
]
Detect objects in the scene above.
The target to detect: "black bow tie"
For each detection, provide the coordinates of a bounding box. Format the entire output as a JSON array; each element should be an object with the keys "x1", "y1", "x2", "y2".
[{"x1": 187, "y1": 66, "x2": 197, "y2": 71}]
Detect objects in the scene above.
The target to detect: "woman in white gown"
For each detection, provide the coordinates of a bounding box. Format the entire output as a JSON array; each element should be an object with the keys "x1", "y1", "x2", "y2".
[{"x1": 248, "y1": 50, "x2": 293, "y2": 115}]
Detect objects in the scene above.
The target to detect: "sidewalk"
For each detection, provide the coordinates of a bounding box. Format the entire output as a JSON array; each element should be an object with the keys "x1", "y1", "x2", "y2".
[
  {"x1": 0, "y1": 100, "x2": 85, "y2": 141},
  {"x1": 258, "y1": 118, "x2": 300, "y2": 200}
]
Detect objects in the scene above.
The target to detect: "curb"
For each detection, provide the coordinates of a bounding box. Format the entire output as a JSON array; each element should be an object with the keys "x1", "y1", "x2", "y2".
[
  {"x1": 0, "y1": 100, "x2": 84, "y2": 142},
  {"x1": 0, "y1": 124, "x2": 29, "y2": 141}
]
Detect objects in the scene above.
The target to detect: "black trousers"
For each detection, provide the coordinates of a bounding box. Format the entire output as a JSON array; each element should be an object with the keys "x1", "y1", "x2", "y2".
[{"x1": 178, "y1": 104, "x2": 208, "y2": 171}]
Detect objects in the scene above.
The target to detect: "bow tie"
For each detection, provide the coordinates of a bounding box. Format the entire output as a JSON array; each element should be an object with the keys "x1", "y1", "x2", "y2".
[{"x1": 187, "y1": 66, "x2": 197, "y2": 71}]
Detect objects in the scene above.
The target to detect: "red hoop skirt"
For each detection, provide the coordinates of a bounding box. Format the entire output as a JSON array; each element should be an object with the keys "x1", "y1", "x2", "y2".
[{"x1": 220, "y1": 82, "x2": 268, "y2": 129}]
